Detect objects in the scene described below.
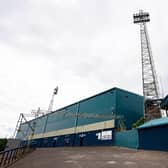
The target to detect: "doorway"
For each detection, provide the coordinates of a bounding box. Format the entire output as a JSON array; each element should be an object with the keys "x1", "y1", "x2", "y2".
[{"x1": 80, "y1": 136, "x2": 84, "y2": 146}]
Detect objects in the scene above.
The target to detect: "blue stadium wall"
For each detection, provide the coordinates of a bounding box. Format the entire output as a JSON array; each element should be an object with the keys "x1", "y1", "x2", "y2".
[
  {"x1": 138, "y1": 125, "x2": 168, "y2": 151},
  {"x1": 113, "y1": 117, "x2": 168, "y2": 151},
  {"x1": 137, "y1": 117, "x2": 168, "y2": 151},
  {"x1": 16, "y1": 87, "x2": 144, "y2": 147}
]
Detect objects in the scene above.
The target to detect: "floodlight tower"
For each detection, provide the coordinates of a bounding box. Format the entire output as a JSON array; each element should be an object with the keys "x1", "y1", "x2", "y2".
[
  {"x1": 47, "y1": 86, "x2": 58, "y2": 113},
  {"x1": 133, "y1": 10, "x2": 161, "y2": 119}
]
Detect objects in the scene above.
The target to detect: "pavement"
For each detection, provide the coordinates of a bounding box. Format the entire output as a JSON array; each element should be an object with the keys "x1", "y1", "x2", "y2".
[{"x1": 9, "y1": 147, "x2": 168, "y2": 168}]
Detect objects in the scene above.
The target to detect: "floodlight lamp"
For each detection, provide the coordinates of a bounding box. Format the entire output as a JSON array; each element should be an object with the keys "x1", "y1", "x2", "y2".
[{"x1": 133, "y1": 10, "x2": 150, "y2": 24}]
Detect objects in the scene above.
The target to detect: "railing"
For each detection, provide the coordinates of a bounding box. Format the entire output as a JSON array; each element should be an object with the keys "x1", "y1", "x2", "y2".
[{"x1": 0, "y1": 146, "x2": 35, "y2": 167}]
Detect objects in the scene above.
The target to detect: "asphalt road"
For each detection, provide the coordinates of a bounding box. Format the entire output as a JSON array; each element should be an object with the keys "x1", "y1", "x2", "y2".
[{"x1": 9, "y1": 147, "x2": 168, "y2": 168}]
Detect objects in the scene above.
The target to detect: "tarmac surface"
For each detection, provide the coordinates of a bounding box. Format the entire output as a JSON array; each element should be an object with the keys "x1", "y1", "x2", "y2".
[{"x1": 10, "y1": 147, "x2": 168, "y2": 168}]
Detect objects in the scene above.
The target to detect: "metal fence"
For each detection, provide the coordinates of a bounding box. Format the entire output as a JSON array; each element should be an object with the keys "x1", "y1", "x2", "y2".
[{"x1": 0, "y1": 146, "x2": 35, "y2": 167}]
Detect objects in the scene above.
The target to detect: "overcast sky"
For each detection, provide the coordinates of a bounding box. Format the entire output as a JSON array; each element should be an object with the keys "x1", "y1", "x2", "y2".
[{"x1": 0, "y1": 0, "x2": 168, "y2": 138}]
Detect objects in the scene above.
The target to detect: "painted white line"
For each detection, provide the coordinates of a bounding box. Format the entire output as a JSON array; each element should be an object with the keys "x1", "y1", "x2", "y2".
[
  {"x1": 69, "y1": 154, "x2": 86, "y2": 160},
  {"x1": 124, "y1": 161, "x2": 136, "y2": 165},
  {"x1": 107, "y1": 161, "x2": 117, "y2": 164},
  {"x1": 64, "y1": 160, "x2": 74, "y2": 163},
  {"x1": 112, "y1": 154, "x2": 121, "y2": 158}
]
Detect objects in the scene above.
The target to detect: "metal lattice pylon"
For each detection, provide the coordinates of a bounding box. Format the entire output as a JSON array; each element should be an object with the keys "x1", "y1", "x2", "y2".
[
  {"x1": 47, "y1": 86, "x2": 58, "y2": 113},
  {"x1": 133, "y1": 10, "x2": 161, "y2": 119},
  {"x1": 13, "y1": 113, "x2": 35, "y2": 139},
  {"x1": 133, "y1": 10, "x2": 160, "y2": 100}
]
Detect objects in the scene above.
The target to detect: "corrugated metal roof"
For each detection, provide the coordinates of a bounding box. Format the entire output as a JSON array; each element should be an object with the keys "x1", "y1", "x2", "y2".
[{"x1": 138, "y1": 117, "x2": 168, "y2": 129}]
